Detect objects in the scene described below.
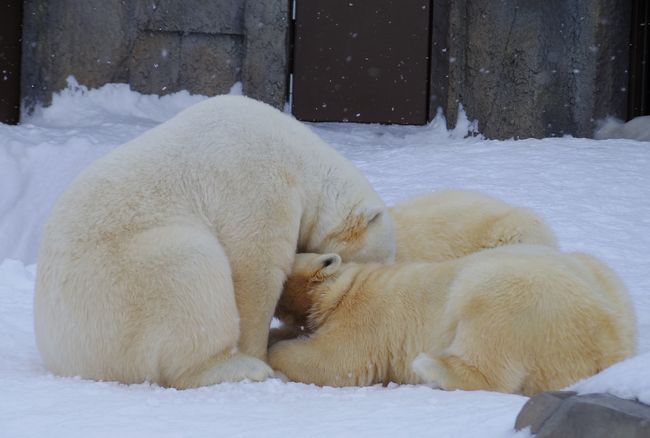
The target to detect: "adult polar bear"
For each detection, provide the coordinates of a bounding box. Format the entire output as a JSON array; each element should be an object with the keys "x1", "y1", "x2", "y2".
[{"x1": 34, "y1": 95, "x2": 395, "y2": 389}]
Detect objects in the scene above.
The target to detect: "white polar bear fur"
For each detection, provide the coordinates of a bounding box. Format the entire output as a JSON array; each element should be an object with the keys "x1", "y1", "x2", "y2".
[
  {"x1": 270, "y1": 247, "x2": 636, "y2": 395},
  {"x1": 34, "y1": 95, "x2": 395, "y2": 389},
  {"x1": 390, "y1": 190, "x2": 557, "y2": 262}
]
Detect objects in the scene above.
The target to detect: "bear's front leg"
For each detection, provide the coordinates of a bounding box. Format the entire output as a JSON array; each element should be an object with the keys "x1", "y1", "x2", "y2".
[
  {"x1": 234, "y1": 265, "x2": 288, "y2": 360},
  {"x1": 268, "y1": 324, "x2": 307, "y2": 348},
  {"x1": 269, "y1": 335, "x2": 374, "y2": 387},
  {"x1": 268, "y1": 337, "x2": 340, "y2": 386}
]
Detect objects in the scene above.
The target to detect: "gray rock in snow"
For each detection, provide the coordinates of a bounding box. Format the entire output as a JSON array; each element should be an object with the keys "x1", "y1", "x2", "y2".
[
  {"x1": 515, "y1": 391, "x2": 650, "y2": 437},
  {"x1": 514, "y1": 391, "x2": 577, "y2": 434}
]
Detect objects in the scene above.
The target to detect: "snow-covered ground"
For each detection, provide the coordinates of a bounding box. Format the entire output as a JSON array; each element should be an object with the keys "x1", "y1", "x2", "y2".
[{"x1": 1, "y1": 81, "x2": 649, "y2": 437}]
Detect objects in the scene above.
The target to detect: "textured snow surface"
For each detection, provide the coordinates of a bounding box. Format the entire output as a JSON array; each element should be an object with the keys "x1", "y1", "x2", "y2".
[{"x1": 1, "y1": 82, "x2": 649, "y2": 437}]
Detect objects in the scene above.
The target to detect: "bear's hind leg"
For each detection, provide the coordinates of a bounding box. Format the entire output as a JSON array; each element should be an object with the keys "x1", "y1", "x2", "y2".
[
  {"x1": 269, "y1": 335, "x2": 368, "y2": 386},
  {"x1": 416, "y1": 318, "x2": 526, "y2": 393},
  {"x1": 431, "y1": 354, "x2": 492, "y2": 391},
  {"x1": 174, "y1": 350, "x2": 273, "y2": 389},
  {"x1": 414, "y1": 351, "x2": 523, "y2": 393},
  {"x1": 411, "y1": 352, "x2": 494, "y2": 391},
  {"x1": 127, "y1": 224, "x2": 272, "y2": 388},
  {"x1": 432, "y1": 352, "x2": 526, "y2": 394}
]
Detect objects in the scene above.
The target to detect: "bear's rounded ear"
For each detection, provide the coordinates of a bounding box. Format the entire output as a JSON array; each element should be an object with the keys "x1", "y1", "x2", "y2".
[
  {"x1": 316, "y1": 253, "x2": 342, "y2": 276},
  {"x1": 361, "y1": 207, "x2": 383, "y2": 227}
]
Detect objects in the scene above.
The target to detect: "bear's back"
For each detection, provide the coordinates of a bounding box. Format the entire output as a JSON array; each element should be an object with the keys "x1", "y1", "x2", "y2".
[{"x1": 444, "y1": 244, "x2": 634, "y2": 393}]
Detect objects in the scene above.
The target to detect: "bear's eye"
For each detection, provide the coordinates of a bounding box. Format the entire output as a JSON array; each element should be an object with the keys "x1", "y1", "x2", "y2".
[
  {"x1": 367, "y1": 211, "x2": 382, "y2": 226},
  {"x1": 322, "y1": 257, "x2": 336, "y2": 267}
]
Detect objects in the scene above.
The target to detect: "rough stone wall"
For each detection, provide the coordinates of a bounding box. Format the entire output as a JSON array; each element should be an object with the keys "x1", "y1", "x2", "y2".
[
  {"x1": 21, "y1": 0, "x2": 288, "y2": 111},
  {"x1": 431, "y1": 0, "x2": 631, "y2": 139}
]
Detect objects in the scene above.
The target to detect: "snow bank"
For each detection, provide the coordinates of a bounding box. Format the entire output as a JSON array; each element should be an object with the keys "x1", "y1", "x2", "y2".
[
  {"x1": 1, "y1": 79, "x2": 209, "y2": 263},
  {"x1": 28, "y1": 76, "x2": 208, "y2": 127},
  {"x1": 571, "y1": 352, "x2": 650, "y2": 405},
  {"x1": 594, "y1": 116, "x2": 650, "y2": 142}
]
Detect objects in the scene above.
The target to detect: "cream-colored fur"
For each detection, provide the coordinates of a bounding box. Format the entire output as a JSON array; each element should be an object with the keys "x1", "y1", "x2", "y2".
[
  {"x1": 34, "y1": 95, "x2": 395, "y2": 389},
  {"x1": 390, "y1": 190, "x2": 557, "y2": 262},
  {"x1": 269, "y1": 248, "x2": 636, "y2": 395},
  {"x1": 269, "y1": 189, "x2": 557, "y2": 344}
]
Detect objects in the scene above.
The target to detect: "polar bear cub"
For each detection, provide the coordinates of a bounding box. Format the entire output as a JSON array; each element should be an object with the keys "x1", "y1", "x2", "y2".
[
  {"x1": 390, "y1": 190, "x2": 557, "y2": 262},
  {"x1": 269, "y1": 248, "x2": 636, "y2": 395},
  {"x1": 34, "y1": 95, "x2": 395, "y2": 389},
  {"x1": 271, "y1": 190, "x2": 558, "y2": 344}
]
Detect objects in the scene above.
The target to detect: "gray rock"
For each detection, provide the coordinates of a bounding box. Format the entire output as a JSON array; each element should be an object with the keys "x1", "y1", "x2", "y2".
[
  {"x1": 514, "y1": 391, "x2": 577, "y2": 434},
  {"x1": 515, "y1": 392, "x2": 650, "y2": 437}
]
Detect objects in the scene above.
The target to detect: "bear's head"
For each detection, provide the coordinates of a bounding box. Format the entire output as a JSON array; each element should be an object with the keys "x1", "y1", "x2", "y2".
[
  {"x1": 315, "y1": 205, "x2": 396, "y2": 264},
  {"x1": 276, "y1": 252, "x2": 343, "y2": 331}
]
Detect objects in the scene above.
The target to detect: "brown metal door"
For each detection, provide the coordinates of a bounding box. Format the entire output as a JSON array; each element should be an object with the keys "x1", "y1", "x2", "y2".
[
  {"x1": 291, "y1": 0, "x2": 432, "y2": 125},
  {"x1": 0, "y1": 0, "x2": 22, "y2": 124},
  {"x1": 629, "y1": 0, "x2": 650, "y2": 118}
]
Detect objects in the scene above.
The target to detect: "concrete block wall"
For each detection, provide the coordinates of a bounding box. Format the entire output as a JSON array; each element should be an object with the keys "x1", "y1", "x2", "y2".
[{"x1": 21, "y1": 0, "x2": 289, "y2": 111}]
